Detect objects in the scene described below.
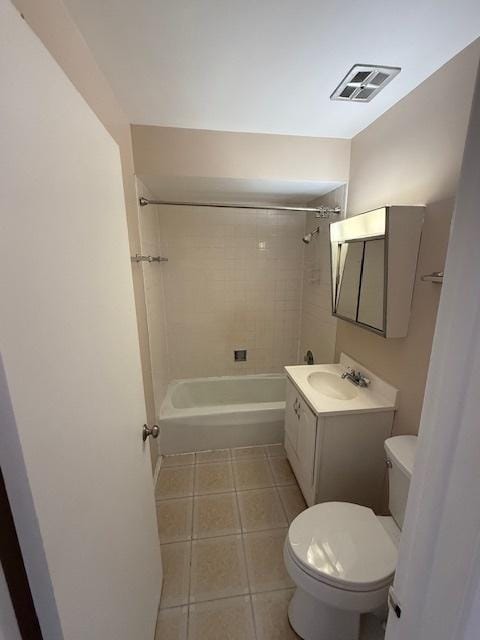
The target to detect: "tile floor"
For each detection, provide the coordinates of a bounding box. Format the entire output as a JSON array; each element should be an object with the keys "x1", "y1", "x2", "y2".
[{"x1": 154, "y1": 444, "x2": 385, "y2": 640}]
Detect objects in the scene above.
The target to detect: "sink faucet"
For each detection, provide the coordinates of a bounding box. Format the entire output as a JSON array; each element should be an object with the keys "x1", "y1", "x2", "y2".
[{"x1": 341, "y1": 366, "x2": 371, "y2": 388}]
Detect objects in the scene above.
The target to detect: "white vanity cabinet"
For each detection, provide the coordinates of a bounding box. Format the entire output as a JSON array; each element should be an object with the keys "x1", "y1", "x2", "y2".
[
  {"x1": 284, "y1": 357, "x2": 397, "y2": 512},
  {"x1": 285, "y1": 380, "x2": 317, "y2": 493}
]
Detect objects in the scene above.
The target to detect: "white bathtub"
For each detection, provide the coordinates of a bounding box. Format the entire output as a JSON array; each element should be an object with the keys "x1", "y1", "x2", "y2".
[{"x1": 159, "y1": 374, "x2": 286, "y2": 454}]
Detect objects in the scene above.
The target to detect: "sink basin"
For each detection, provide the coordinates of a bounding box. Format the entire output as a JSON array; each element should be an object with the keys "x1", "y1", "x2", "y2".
[{"x1": 307, "y1": 371, "x2": 359, "y2": 401}]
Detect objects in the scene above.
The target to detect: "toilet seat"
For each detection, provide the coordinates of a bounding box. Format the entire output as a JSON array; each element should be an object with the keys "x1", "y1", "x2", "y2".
[{"x1": 287, "y1": 502, "x2": 398, "y2": 593}]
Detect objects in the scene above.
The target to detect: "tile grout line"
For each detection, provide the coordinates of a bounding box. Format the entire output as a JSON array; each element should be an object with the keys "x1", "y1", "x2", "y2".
[
  {"x1": 266, "y1": 455, "x2": 291, "y2": 526},
  {"x1": 185, "y1": 466, "x2": 196, "y2": 640},
  {"x1": 160, "y1": 524, "x2": 290, "y2": 547},
  {"x1": 234, "y1": 485, "x2": 259, "y2": 640},
  {"x1": 160, "y1": 585, "x2": 295, "y2": 612},
  {"x1": 158, "y1": 498, "x2": 290, "y2": 542},
  {"x1": 156, "y1": 481, "x2": 297, "y2": 506},
  {"x1": 161, "y1": 444, "x2": 285, "y2": 467}
]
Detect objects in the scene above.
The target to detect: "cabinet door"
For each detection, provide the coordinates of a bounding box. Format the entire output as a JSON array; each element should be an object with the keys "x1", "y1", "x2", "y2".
[
  {"x1": 296, "y1": 399, "x2": 317, "y2": 486},
  {"x1": 285, "y1": 379, "x2": 299, "y2": 450},
  {"x1": 335, "y1": 241, "x2": 364, "y2": 320}
]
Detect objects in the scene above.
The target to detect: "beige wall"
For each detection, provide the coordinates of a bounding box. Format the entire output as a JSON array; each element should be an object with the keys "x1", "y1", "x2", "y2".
[
  {"x1": 335, "y1": 39, "x2": 480, "y2": 436},
  {"x1": 131, "y1": 125, "x2": 351, "y2": 183},
  {"x1": 13, "y1": 0, "x2": 158, "y2": 466},
  {"x1": 158, "y1": 207, "x2": 305, "y2": 379},
  {"x1": 299, "y1": 186, "x2": 346, "y2": 365}
]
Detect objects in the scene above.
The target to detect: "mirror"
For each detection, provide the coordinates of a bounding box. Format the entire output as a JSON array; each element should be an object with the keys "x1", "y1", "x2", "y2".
[
  {"x1": 358, "y1": 239, "x2": 385, "y2": 331},
  {"x1": 333, "y1": 238, "x2": 385, "y2": 331},
  {"x1": 335, "y1": 242, "x2": 363, "y2": 320}
]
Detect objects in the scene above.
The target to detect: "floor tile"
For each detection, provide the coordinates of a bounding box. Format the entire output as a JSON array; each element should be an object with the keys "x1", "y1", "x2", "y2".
[
  {"x1": 162, "y1": 453, "x2": 195, "y2": 467},
  {"x1": 188, "y1": 596, "x2": 255, "y2": 640},
  {"x1": 194, "y1": 462, "x2": 234, "y2": 495},
  {"x1": 231, "y1": 445, "x2": 267, "y2": 460},
  {"x1": 156, "y1": 467, "x2": 195, "y2": 500},
  {"x1": 266, "y1": 443, "x2": 286, "y2": 458},
  {"x1": 193, "y1": 493, "x2": 241, "y2": 539},
  {"x1": 244, "y1": 529, "x2": 293, "y2": 593},
  {"x1": 155, "y1": 606, "x2": 188, "y2": 640},
  {"x1": 269, "y1": 458, "x2": 296, "y2": 486},
  {"x1": 156, "y1": 498, "x2": 193, "y2": 543},
  {"x1": 277, "y1": 485, "x2": 307, "y2": 523},
  {"x1": 237, "y1": 488, "x2": 287, "y2": 532},
  {"x1": 233, "y1": 459, "x2": 274, "y2": 490},
  {"x1": 252, "y1": 589, "x2": 300, "y2": 640},
  {"x1": 196, "y1": 449, "x2": 231, "y2": 464},
  {"x1": 160, "y1": 542, "x2": 191, "y2": 609},
  {"x1": 190, "y1": 535, "x2": 249, "y2": 603}
]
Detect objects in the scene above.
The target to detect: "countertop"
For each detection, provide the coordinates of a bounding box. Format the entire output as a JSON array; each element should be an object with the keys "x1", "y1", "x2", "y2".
[{"x1": 285, "y1": 355, "x2": 397, "y2": 416}]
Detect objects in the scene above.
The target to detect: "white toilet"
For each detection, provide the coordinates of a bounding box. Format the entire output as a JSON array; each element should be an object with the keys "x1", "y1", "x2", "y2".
[{"x1": 284, "y1": 435, "x2": 417, "y2": 640}]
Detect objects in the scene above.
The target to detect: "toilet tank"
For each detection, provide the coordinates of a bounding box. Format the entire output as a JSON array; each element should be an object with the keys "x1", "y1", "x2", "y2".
[{"x1": 385, "y1": 435, "x2": 418, "y2": 529}]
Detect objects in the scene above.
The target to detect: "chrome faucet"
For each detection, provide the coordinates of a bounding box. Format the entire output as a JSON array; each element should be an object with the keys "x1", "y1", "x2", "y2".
[{"x1": 341, "y1": 366, "x2": 371, "y2": 388}]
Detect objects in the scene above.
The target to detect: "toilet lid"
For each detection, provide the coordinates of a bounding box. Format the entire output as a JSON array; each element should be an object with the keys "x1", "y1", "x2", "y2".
[{"x1": 288, "y1": 502, "x2": 398, "y2": 592}]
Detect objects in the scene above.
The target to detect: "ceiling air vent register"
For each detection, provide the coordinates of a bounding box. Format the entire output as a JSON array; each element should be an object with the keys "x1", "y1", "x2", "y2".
[{"x1": 331, "y1": 64, "x2": 401, "y2": 102}]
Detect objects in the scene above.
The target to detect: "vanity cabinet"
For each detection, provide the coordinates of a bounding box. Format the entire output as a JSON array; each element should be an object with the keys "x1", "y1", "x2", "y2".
[{"x1": 284, "y1": 375, "x2": 395, "y2": 512}]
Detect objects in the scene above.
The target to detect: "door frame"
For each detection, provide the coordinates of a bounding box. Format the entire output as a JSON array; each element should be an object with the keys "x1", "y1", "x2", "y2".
[
  {"x1": 0, "y1": 355, "x2": 64, "y2": 639},
  {"x1": 385, "y1": 60, "x2": 480, "y2": 640},
  {"x1": 0, "y1": 467, "x2": 43, "y2": 640}
]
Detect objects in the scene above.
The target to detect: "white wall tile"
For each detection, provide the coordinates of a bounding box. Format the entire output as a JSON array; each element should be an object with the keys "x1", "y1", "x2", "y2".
[
  {"x1": 157, "y1": 207, "x2": 305, "y2": 378},
  {"x1": 139, "y1": 193, "x2": 342, "y2": 401},
  {"x1": 298, "y1": 187, "x2": 346, "y2": 365}
]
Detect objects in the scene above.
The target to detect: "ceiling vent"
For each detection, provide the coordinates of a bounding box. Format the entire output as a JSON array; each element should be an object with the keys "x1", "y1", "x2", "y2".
[{"x1": 330, "y1": 64, "x2": 401, "y2": 102}]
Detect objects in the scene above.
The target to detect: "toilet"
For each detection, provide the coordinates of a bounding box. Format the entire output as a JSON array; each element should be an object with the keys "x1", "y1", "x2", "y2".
[{"x1": 284, "y1": 435, "x2": 417, "y2": 640}]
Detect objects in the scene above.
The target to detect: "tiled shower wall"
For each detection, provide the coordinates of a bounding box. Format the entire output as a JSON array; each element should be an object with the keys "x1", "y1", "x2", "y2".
[
  {"x1": 158, "y1": 207, "x2": 306, "y2": 379},
  {"x1": 298, "y1": 187, "x2": 345, "y2": 365},
  {"x1": 137, "y1": 180, "x2": 170, "y2": 413},
  {"x1": 298, "y1": 216, "x2": 337, "y2": 364}
]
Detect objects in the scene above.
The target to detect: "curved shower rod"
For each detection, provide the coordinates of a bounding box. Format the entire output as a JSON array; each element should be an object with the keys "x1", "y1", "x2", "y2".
[{"x1": 138, "y1": 196, "x2": 341, "y2": 216}]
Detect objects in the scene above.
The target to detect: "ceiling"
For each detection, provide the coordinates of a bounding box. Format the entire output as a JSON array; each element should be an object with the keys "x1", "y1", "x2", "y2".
[
  {"x1": 64, "y1": 0, "x2": 480, "y2": 139},
  {"x1": 138, "y1": 176, "x2": 342, "y2": 206}
]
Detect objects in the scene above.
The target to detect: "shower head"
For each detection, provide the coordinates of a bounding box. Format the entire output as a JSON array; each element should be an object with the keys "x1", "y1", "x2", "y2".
[
  {"x1": 300, "y1": 206, "x2": 341, "y2": 244},
  {"x1": 302, "y1": 227, "x2": 320, "y2": 244}
]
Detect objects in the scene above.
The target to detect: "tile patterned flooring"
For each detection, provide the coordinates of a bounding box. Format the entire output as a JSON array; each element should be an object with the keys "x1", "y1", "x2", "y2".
[{"x1": 154, "y1": 444, "x2": 385, "y2": 640}]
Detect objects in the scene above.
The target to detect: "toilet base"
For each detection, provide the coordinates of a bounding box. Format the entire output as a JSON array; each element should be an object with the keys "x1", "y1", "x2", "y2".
[{"x1": 288, "y1": 587, "x2": 360, "y2": 640}]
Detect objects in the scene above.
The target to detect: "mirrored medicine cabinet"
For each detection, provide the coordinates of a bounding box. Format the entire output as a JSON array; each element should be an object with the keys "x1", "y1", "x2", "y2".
[{"x1": 330, "y1": 206, "x2": 424, "y2": 338}]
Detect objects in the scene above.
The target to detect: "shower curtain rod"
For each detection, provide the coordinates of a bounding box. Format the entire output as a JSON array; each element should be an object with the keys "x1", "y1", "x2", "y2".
[{"x1": 138, "y1": 197, "x2": 341, "y2": 216}]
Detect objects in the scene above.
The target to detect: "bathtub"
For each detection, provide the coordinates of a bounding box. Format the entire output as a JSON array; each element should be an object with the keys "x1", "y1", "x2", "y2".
[{"x1": 159, "y1": 374, "x2": 286, "y2": 454}]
